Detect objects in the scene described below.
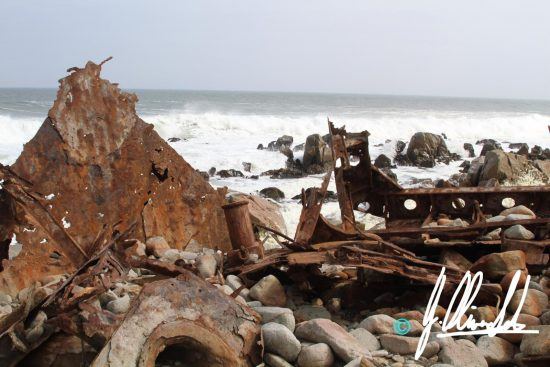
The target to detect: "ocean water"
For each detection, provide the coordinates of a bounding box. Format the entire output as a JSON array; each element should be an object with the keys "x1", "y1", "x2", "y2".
[{"x1": 1, "y1": 88, "x2": 549, "y2": 235}]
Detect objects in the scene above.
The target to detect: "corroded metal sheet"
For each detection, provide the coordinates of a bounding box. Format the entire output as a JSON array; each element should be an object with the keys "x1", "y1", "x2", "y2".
[{"x1": 0, "y1": 60, "x2": 230, "y2": 297}]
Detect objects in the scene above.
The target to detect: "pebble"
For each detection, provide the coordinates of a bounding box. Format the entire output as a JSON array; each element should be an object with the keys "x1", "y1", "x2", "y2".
[
  {"x1": 145, "y1": 236, "x2": 170, "y2": 257},
  {"x1": 264, "y1": 353, "x2": 294, "y2": 367},
  {"x1": 262, "y1": 322, "x2": 301, "y2": 362},
  {"x1": 520, "y1": 325, "x2": 550, "y2": 356},
  {"x1": 379, "y1": 334, "x2": 420, "y2": 355},
  {"x1": 499, "y1": 205, "x2": 536, "y2": 218},
  {"x1": 358, "y1": 314, "x2": 396, "y2": 335},
  {"x1": 349, "y1": 328, "x2": 381, "y2": 351},
  {"x1": 160, "y1": 249, "x2": 181, "y2": 262},
  {"x1": 249, "y1": 275, "x2": 287, "y2": 307},
  {"x1": 476, "y1": 335, "x2": 515, "y2": 365},
  {"x1": 254, "y1": 306, "x2": 295, "y2": 331},
  {"x1": 508, "y1": 288, "x2": 548, "y2": 317},
  {"x1": 297, "y1": 342, "x2": 334, "y2": 367},
  {"x1": 295, "y1": 318, "x2": 370, "y2": 362},
  {"x1": 503, "y1": 224, "x2": 535, "y2": 240},
  {"x1": 196, "y1": 253, "x2": 217, "y2": 278},
  {"x1": 226, "y1": 274, "x2": 244, "y2": 291},
  {"x1": 294, "y1": 305, "x2": 331, "y2": 323},
  {"x1": 106, "y1": 294, "x2": 131, "y2": 314},
  {"x1": 126, "y1": 241, "x2": 146, "y2": 257},
  {"x1": 438, "y1": 339, "x2": 488, "y2": 367}
]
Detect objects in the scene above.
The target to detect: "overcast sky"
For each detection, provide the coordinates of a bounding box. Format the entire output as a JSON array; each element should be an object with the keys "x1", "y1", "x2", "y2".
[{"x1": 1, "y1": 1, "x2": 549, "y2": 99}]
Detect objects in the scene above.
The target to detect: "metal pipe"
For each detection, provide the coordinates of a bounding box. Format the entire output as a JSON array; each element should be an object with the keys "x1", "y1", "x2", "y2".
[{"x1": 222, "y1": 200, "x2": 263, "y2": 258}]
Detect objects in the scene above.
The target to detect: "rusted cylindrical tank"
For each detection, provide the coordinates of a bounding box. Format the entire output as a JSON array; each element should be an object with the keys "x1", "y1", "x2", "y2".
[{"x1": 222, "y1": 201, "x2": 262, "y2": 257}]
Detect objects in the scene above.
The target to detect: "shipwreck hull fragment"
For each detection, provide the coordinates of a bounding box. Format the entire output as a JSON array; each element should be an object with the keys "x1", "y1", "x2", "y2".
[{"x1": 0, "y1": 60, "x2": 231, "y2": 297}]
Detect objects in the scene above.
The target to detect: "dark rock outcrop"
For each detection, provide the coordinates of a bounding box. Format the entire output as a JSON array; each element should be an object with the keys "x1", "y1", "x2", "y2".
[
  {"x1": 463, "y1": 143, "x2": 475, "y2": 158},
  {"x1": 242, "y1": 162, "x2": 252, "y2": 172},
  {"x1": 302, "y1": 134, "x2": 332, "y2": 173},
  {"x1": 395, "y1": 141, "x2": 406, "y2": 154},
  {"x1": 261, "y1": 168, "x2": 304, "y2": 179},
  {"x1": 267, "y1": 135, "x2": 294, "y2": 151},
  {"x1": 218, "y1": 169, "x2": 244, "y2": 178},
  {"x1": 374, "y1": 154, "x2": 392, "y2": 169},
  {"x1": 480, "y1": 141, "x2": 501, "y2": 156},
  {"x1": 405, "y1": 132, "x2": 454, "y2": 168},
  {"x1": 276, "y1": 135, "x2": 293, "y2": 148},
  {"x1": 479, "y1": 150, "x2": 533, "y2": 184},
  {"x1": 259, "y1": 187, "x2": 285, "y2": 201}
]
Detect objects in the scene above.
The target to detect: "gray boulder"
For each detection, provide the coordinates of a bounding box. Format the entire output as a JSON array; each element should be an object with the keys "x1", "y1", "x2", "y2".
[
  {"x1": 254, "y1": 306, "x2": 295, "y2": 331},
  {"x1": 358, "y1": 314, "x2": 396, "y2": 335},
  {"x1": 406, "y1": 132, "x2": 451, "y2": 168},
  {"x1": 106, "y1": 294, "x2": 131, "y2": 314},
  {"x1": 302, "y1": 134, "x2": 332, "y2": 173},
  {"x1": 438, "y1": 339, "x2": 488, "y2": 367},
  {"x1": 503, "y1": 224, "x2": 535, "y2": 240},
  {"x1": 480, "y1": 141, "x2": 501, "y2": 156},
  {"x1": 260, "y1": 187, "x2": 285, "y2": 201},
  {"x1": 262, "y1": 322, "x2": 301, "y2": 362},
  {"x1": 294, "y1": 318, "x2": 370, "y2": 362},
  {"x1": 463, "y1": 143, "x2": 475, "y2": 157},
  {"x1": 294, "y1": 305, "x2": 331, "y2": 323},
  {"x1": 264, "y1": 353, "x2": 294, "y2": 367},
  {"x1": 520, "y1": 325, "x2": 550, "y2": 356},
  {"x1": 476, "y1": 336, "x2": 515, "y2": 365},
  {"x1": 374, "y1": 154, "x2": 392, "y2": 168},
  {"x1": 349, "y1": 328, "x2": 381, "y2": 351},
  {"x1": 297, "y1": 343, "x2": 334, "y2": 367},
  {"x1": 196, "y1": 253, "x2": 217, "y2": 278},
  {"x1": 249, "y1": 275, "x2": 287, "y2": 307},
  {"x1": 479, "y1": 150, "x2": 531, "y2": 184}
]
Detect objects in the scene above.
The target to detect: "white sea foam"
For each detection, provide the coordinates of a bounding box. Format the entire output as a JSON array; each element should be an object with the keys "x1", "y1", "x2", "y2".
[
  {"x1": 142, "y1": 110, "x2": 549, "y2": 173},
  {"x1": 1, "y1": 107, "x2": 548, "y2": 236},
  {"x1": 0, "y1": 114, "x2": 42, "y2": 164}
]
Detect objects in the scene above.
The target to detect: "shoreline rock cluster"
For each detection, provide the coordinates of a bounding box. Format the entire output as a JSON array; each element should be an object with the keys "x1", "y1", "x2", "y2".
[{"x1": 1, "y1": 61, "x2": 548, "y2": 367}]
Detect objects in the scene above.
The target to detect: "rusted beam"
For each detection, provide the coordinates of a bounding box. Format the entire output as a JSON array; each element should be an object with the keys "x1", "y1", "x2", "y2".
[
  {"x1": 294, "y1": 171, "x2": 332, "y2": 247},
  {"x1": 222, "y1": 200, "x2": 263, "y2": 258}
]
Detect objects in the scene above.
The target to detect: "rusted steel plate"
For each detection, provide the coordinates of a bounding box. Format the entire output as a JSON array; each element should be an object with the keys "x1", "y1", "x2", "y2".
[
  {"x1": 294, "y1": 171, "x2": 332, "y2": 247},
  {"x1": 0, "y1": 61, "x2": 231, "y2": 297}
]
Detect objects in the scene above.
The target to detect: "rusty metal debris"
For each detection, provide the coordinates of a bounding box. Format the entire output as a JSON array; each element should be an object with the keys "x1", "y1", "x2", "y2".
[
  {"x1": 0, "y1": 61, "x2": 548, "y2": 366},
  {"x1": 0, "y1": 61, "x2": 257, "y2": 366},
  {"x1": 225, "y1": 121, "x2": 548, "y2": 318},
  {"x1": 0, "y1": 60, "x2": 231, "y2": 298}
]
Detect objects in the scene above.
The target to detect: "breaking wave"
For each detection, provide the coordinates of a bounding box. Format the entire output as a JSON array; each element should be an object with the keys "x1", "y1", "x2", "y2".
[
  {"x1": 143, "y1": 110, "x2": 549, "y2": 148},
  {"x1": 1, "y1": 110, "x2": 548, "y2": 168},
  {"x1": 2, "y1": 107, "x2": 548, "y2": 237},
  {"x1": 0, "y1": 115, "x2": 42, "y2": 164}
]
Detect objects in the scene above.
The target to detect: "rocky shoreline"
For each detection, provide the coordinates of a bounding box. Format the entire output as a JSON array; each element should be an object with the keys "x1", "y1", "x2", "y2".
[{"x1": 0, "y1": 61, "x2": 548, "y2": 367}]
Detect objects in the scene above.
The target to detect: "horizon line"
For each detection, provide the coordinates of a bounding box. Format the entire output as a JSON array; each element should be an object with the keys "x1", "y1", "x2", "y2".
[{"x1": 0, "y1": 86, "x2": 549, "y2": 103}]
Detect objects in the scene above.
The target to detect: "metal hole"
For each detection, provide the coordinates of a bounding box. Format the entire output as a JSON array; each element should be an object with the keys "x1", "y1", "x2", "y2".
[
  {"x1": 502, "y1": 197, "x2": 515, "y2": 209},
  {"x1": 452, "y1": 198, "x2": 466, "y2": 210},
  {"x1": 404, "y1": 199, "x2": 417, "y2": 211}
]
